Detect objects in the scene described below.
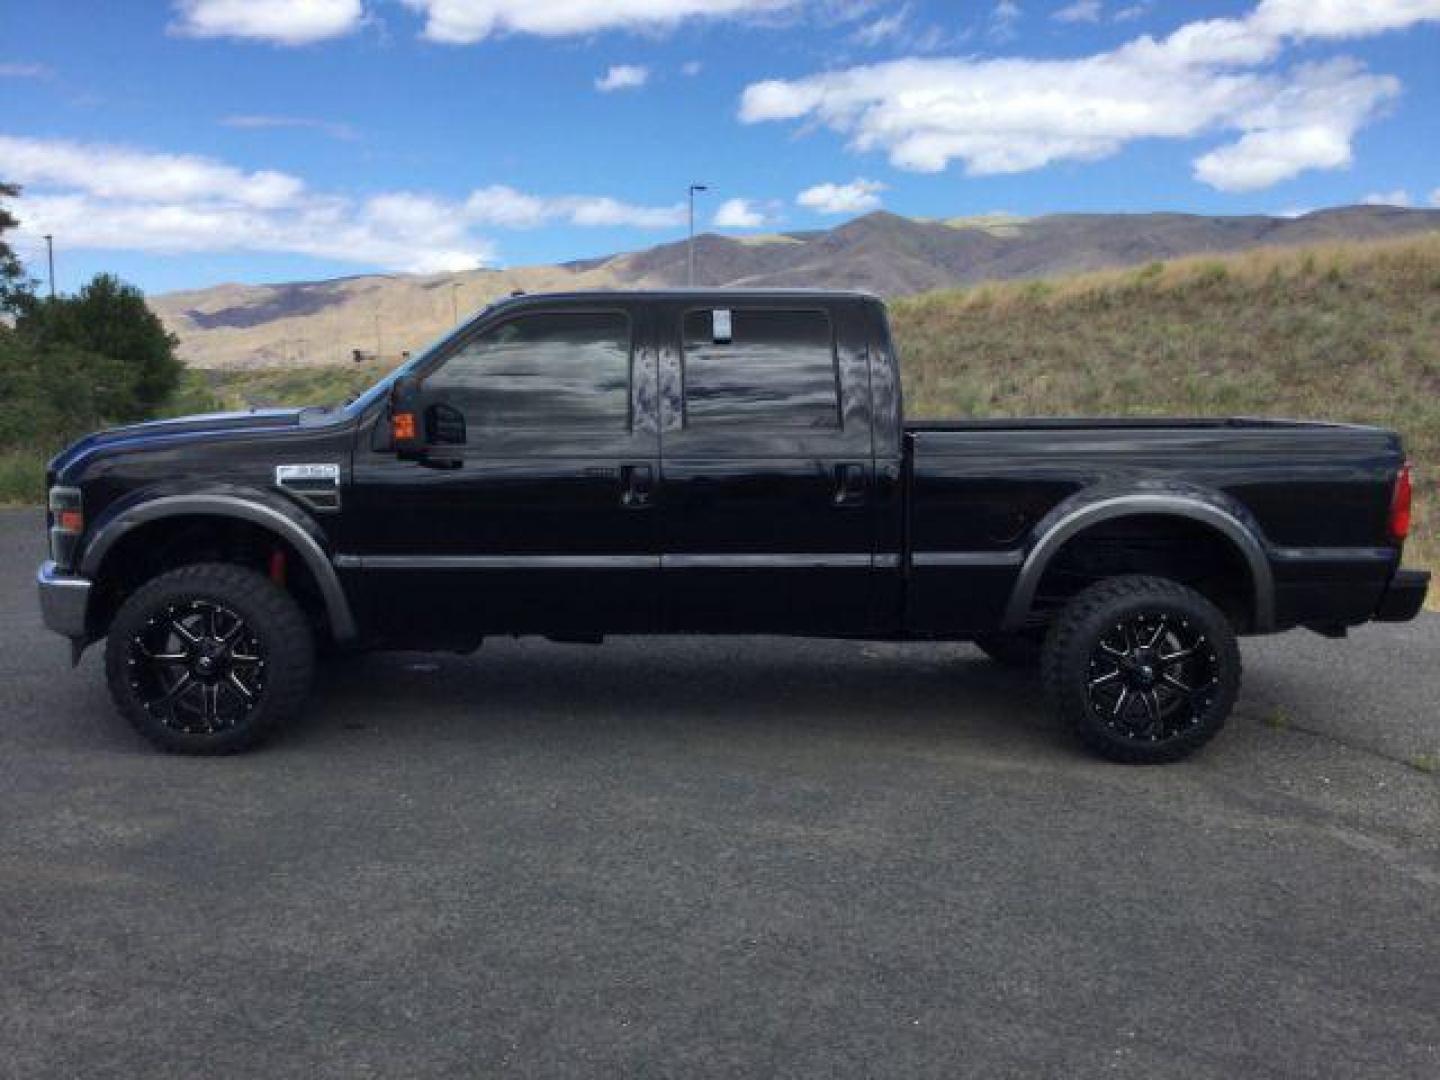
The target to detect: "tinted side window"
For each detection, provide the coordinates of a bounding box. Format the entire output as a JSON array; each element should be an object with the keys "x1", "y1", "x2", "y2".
[
  {"x1": 682, "y1": 309, "x2": 840, "y2": 430},
  {"x1": 427, "y1": 310, "x2": 631, "y2": 431}
]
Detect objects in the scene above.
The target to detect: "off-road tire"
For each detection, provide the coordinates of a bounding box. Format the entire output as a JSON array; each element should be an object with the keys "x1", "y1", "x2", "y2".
[
  {"x1": 104, "y1": 563, "x2": 315, "y2": 754},
  {"x1": 1042, "y1": 575, "x2": 1241, "y2": 763}
]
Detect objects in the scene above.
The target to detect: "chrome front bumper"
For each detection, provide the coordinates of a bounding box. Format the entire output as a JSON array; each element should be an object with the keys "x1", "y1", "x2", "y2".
[{"x1": 37, "y1": 561, "x2": 92, "y2": 639}]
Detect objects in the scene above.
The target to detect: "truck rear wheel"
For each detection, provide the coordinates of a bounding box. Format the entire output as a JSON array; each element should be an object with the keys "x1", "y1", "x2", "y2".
[
  {"x1": 1042, "y1": 575, "x2": 1240, "y2": 763},
  {"x1": 104, "y1": 563, "x2": 315, "y2": 754}
]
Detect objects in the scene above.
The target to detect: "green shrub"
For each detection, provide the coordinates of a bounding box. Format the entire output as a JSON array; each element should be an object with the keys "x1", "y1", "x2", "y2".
[{"x1": 0, "y1": 450, "x2": 45, "y2": 506}]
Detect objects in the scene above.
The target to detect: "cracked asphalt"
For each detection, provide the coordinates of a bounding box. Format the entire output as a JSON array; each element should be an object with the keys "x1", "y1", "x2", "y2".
[{"x1": 1, "y1": 508, "x2": 1437, "y2": 1078}]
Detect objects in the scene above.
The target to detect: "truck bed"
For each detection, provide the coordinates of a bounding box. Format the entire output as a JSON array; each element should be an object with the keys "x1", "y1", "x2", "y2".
[{"x1": 900, "y1": 415, "x2": 1405, "y2": 636}]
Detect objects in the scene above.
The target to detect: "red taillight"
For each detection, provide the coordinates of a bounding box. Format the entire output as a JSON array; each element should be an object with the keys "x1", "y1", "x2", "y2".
[{"x1": 1389, "y1": 463, "x2": 1413, "y2": 543}]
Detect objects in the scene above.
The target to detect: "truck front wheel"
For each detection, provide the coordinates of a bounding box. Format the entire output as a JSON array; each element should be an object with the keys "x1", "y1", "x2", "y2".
[
  {"x1": 104, "y1": 563, "x2": 315, "y2": 754},
  {"x1": 1042, "y1": 575, "x2": 1240, "y2": 763}
]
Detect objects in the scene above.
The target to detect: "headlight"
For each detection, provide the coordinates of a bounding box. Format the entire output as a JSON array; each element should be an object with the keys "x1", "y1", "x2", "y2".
[{"x1": 48, "y1": 486, "x2": 84, "y2": 567}]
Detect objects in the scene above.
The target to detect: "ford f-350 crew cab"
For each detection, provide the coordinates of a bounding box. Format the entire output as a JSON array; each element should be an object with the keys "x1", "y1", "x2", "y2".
[{"x1": 38, "y1": 290, "x2": 1429, "y2": 761}]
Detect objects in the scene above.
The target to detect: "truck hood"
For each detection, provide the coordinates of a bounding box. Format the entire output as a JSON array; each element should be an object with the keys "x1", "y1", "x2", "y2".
[{"x1": 48, "y1": 409, "x2": 307, "y2": 479}]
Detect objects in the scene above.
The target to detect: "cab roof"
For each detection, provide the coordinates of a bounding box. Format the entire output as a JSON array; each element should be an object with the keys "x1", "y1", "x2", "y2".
[{"x1": 490, "y1": 287, "x2": 882, "y2": 308}]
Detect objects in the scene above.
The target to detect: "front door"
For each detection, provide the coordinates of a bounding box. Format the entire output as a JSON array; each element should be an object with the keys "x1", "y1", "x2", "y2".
[
  {"x1": 654, "y1": 298, "x2": 878, "y2": 634},
  {"x1": 346, "y1": 301, "x2": 660, "y2": 647}
]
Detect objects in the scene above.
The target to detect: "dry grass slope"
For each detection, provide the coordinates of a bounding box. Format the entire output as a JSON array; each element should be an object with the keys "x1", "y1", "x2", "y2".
[{"x1": 890, "y1": 233, "x2": 1440, "y2": 586}]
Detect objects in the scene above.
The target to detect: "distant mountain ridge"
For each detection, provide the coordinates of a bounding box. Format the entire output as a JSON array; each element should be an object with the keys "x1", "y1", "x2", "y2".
[{"x1": 149, "y1": 205, "x2": 1440, "y2": 369}]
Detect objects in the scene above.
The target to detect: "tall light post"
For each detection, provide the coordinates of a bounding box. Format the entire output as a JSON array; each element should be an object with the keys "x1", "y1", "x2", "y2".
[
  {"x1": 451, "y1": 281, "x2": 461, "y2": 324},
  {"x1": 43, "y1": 234, "x2": 55, "y2": 299},
  {"x1": 687, "y1": 184, "x2": 708, "y2": 286}
]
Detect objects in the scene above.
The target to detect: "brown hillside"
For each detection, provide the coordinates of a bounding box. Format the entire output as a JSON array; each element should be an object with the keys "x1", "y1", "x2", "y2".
[{"x1": 149, "y1": 205, "x2": 1440, "y2": 370}]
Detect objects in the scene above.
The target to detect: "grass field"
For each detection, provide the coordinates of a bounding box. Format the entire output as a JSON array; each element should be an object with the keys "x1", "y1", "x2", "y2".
[{"x1": 6, "y1": 233, "x2": 1437, "y2": 593}]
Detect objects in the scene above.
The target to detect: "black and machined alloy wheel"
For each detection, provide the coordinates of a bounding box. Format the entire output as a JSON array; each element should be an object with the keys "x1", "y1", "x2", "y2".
[
  {"x1": 1042, "y1": 575, "x2": 1241, "y2": 763},
  {"x1": 105, "y1": 563, "x2": 315, "y2": 754}
]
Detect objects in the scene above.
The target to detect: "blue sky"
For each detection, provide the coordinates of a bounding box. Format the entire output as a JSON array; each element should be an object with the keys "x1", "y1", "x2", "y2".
[{"x1": 4, "y1": 0, "x2": 1439, "y2": 294}]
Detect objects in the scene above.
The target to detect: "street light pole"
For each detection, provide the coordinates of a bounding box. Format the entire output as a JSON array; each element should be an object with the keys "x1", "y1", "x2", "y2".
[
  {"x1": 451, "y1": 281, "x2": 460, "y2": 324},
  {"x1": 687, "y1": 184, "x2": 708, "y2": 286},
  {"x1": 43, "y1": 234, "x2": 55, "y2": 299}
]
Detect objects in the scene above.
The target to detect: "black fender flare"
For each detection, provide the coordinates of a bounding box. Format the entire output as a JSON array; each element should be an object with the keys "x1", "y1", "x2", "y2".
[
  {"x1": 79, "y1": 492, "x2": 358, "y2": 641},
  {"x1": 1001, "y1": 491, "x2": 1275, "y2": 633}
]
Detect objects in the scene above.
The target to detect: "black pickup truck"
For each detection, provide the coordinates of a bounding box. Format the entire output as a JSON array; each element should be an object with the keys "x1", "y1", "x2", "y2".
[{"x1": 38, "y1": 290, "x2": 1428, "y2": 761}]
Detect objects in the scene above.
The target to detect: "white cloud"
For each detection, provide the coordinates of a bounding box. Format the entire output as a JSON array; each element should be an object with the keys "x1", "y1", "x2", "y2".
[
  {"x1": 852, "y1": 7, "x2": 909, "y2": 45},
  {"x1": 566, "y1": 196, "x2": 683, "y2": 228},
  {"x1": 712, "y1": 198, "x2": 772, "y2": 229},
  {"x1": 1194, "y1": 59, "x2": 1398, "y2": 191},
  {"x1": 222, "y1": 114, "x2": 359, "y2": 141},
  {"x1": 460, "y1": 185, "x2": 551, "y2": 228},
  {"x1": 991, "y1": 1, "x2": 1022, "y2": 39},
  {"x1": 1113, "y1": 3, "x2": 1148, "y2": 20},
  {"x1": 740, "y1": 1, "x2": 1436, "y2": 192},
  {"x1": 464, "y1": 187, "x2": 683, "y2": 229},
  {"x1": 1432, "y1": 188, "x2": 1440, "y2": 208},
  {"x1": 1053, "y1": 1, "x2": 1101, "y2": 24},
  {"x1": 681, "y1": 60, "x2": 704, "y2": 76},
  {"x1": 171, "y1": 0, "x2": 365, "y2": 45},
  {"x1": 13, "y1": 190, "x2": 489, "y2": 274},
  {"x1": 797, "y1": 178, "x2": 885, "y2": 215},
  {"x1": 2, "y1": 134, "x2": 685, "y2": 274},
  {"x1": 1361, "y1": 189, "x2": 1413, "y2": 207},
  {"x1": 595, "y1": 64, "x2": 649, "y2": 92},
  {"x1": 0, "y1": 134, "x2": 306, "y2": 208},
  {"x1": 848, "y1": 4, "x2": 954, "y2": 52},
  {"x1": 0, "y1": 61, "x2": 51, "y2": 78},
  {"x1": 402, "y1": 0, "x2": 795, "y2": 42},
  {"x1": 1251, "y1": 0, "x2": 1440, "y2": 40}
]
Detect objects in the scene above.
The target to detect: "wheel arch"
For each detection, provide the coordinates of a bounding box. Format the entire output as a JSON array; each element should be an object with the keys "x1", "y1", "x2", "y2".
[
  {"x1": 1002, "y1": 493, "x2": 1274, "y2": 633},
  {"x1": 80, "y1": 493, "x2": 357, "y2": 642}
]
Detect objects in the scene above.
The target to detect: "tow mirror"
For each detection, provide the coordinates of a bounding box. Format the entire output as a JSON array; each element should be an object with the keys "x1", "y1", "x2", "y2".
[
  {"x1": 391, "y1": 374, "x2": 422, "y2": 456},
  {"x1": 427, "y1": 403, "x2": 467, "y2": 446}
]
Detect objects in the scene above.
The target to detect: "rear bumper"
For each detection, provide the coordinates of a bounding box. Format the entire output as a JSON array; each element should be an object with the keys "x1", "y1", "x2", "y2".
[
  {"x1": 1375, "y1": 568, "x2": 1430, "y2": 623},
  {"x1": 37, "y1": 561, "x2": 91, "y2": 639}
]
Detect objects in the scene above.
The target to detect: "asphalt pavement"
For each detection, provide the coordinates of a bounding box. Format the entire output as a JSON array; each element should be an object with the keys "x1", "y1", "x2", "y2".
[{"x1": 1, "y1": 508, "x2": 1437, "y2": 1078}]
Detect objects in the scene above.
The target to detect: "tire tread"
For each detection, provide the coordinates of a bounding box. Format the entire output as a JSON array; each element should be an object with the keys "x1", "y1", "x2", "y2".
[
  {"x1": 1042, "y1": 575, "x2": 1241, "y2": 763},
  {"x1": 104, "y1": 562, "x2": 315, "y2": 754}
]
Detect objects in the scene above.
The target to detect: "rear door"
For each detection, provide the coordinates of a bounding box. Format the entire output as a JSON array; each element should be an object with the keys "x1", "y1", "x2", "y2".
[
  {"x1": 654, "y1": 298, "x2": 878, "y2": 633},
  {"x1": 346, "y1": 300, "x2": 661, "y2": 644}
]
